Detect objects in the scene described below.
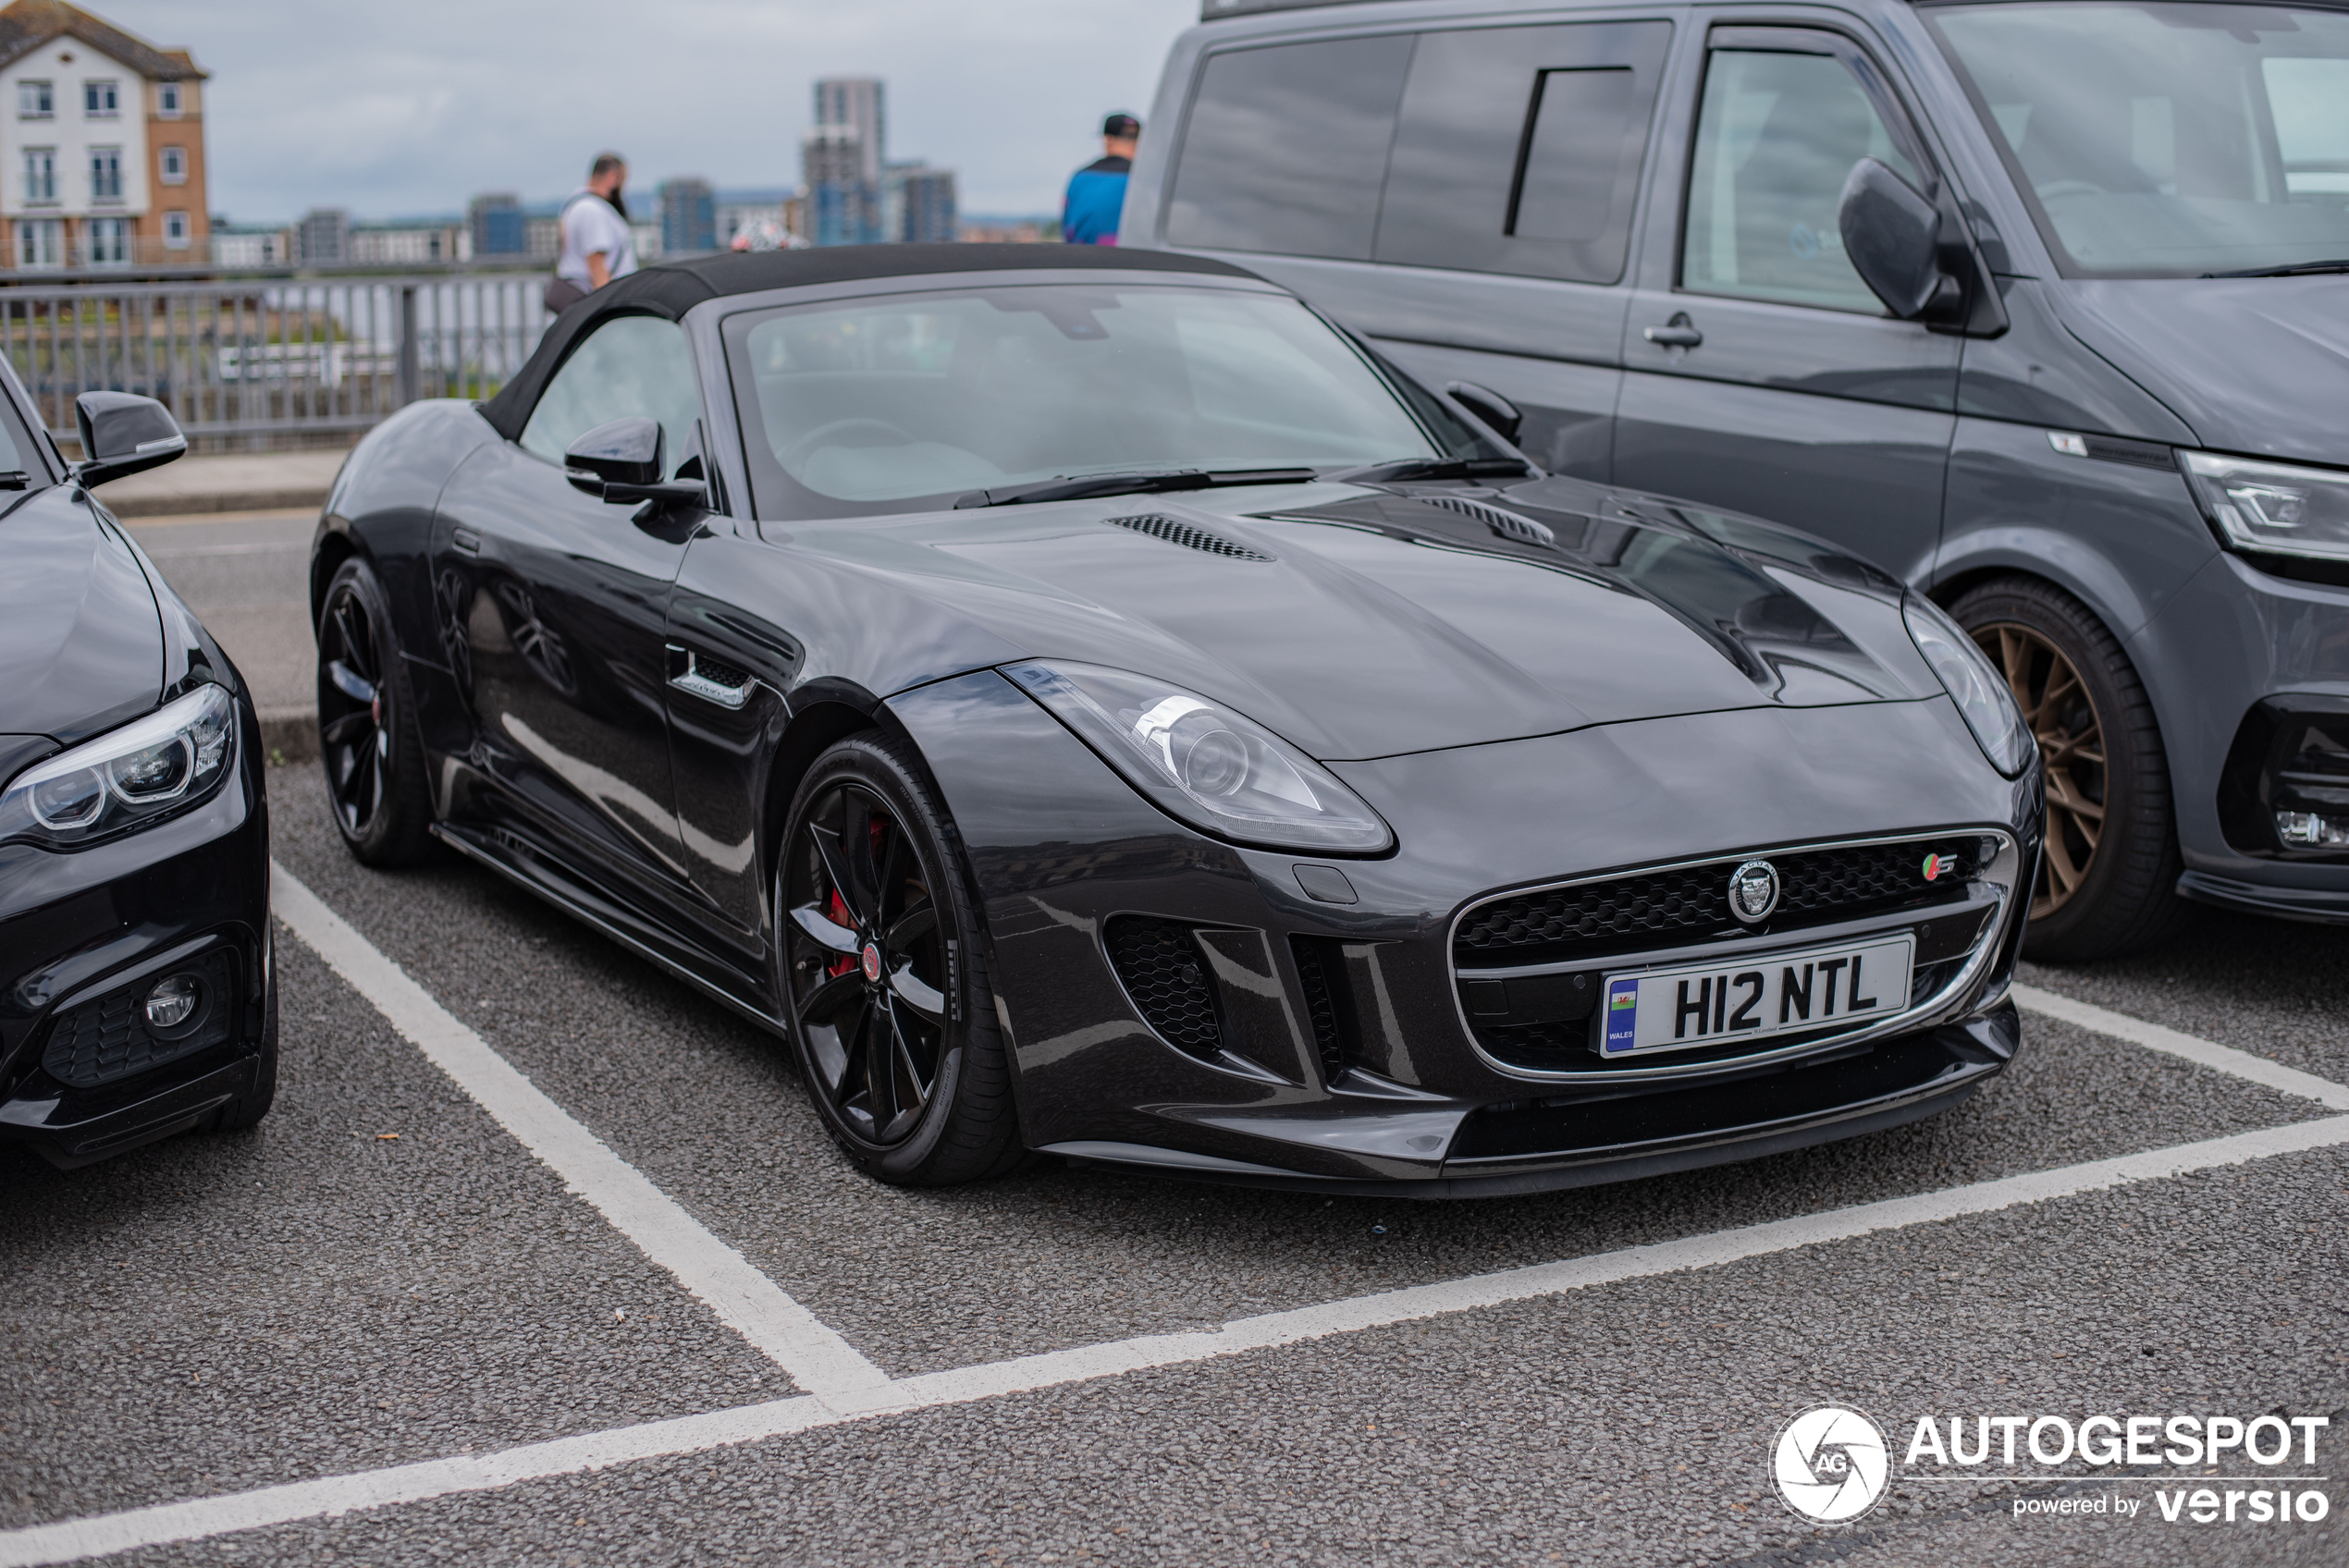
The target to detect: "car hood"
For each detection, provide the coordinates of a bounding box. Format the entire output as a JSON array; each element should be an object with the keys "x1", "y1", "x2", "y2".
[
  {"x1": 2060, "y1": 277, "x2": 2349, "y2": 462},
  {"x1": 786, "y1": 477, "x2": 1937, "y2": 760},
  {"x1": 0, "y1": 487, "x2": 163, "y2": 750}
]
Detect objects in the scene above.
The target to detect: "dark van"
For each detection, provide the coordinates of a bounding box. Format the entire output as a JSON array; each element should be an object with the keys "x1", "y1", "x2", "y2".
[{"x1": 1125, "y1": 0, "x2": 2349, "y2": 959}]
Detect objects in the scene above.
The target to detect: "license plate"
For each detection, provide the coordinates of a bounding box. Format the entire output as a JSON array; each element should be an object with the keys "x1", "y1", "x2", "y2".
[{"x1": 1599, "y1": 935, "x2": 1914, "y2": 1058}]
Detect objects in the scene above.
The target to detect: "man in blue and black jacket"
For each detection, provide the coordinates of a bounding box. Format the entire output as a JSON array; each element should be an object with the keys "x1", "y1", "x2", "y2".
[{"x1": 1062, "y1": 113, "x2": 1140, "y2": 245}]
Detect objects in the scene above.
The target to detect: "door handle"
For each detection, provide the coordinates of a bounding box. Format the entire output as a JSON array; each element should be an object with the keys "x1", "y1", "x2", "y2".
[
  {"x1": 665, "y1": 644, "x2": 756, "y2": 710},
  {"x1": 1642, "y1": 312, "x2": 1703, "y2": 349},
  {"x1": 451, "y1": 526, "x2": 481, "y2": 554}
]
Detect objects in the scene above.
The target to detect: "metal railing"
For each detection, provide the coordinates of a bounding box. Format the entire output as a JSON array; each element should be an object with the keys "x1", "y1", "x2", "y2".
[{"x1": 0, "y1": 274, "x2": 554, "y2": 449}]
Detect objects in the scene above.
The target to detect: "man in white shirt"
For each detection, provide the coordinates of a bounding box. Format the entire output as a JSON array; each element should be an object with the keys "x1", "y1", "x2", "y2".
[{"x1": 554, "y1": 153, "x2": 636, "y2": 300}]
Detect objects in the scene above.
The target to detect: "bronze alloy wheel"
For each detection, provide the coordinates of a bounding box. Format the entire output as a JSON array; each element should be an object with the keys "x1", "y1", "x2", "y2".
[
  {"x1": 1974, "y1": 621, "x2": 2105, "y2": 917},
  {"x1": 781, "y1": 778, "x2": 952, "y2": 1147}
]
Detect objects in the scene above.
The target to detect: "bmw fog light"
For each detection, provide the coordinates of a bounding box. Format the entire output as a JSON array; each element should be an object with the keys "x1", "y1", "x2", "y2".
[
  {"x1": 144, "y1": 973, "x2": 203, "y2": 1032},
  {"x1": 2276, "y1": 811, "x2": 2349, "y2": 849}
]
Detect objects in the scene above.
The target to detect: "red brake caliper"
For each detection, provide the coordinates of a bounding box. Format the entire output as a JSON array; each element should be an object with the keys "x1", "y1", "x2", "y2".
[{"x1": 824, "y1": 888, "x2": 856, "y2": 979}]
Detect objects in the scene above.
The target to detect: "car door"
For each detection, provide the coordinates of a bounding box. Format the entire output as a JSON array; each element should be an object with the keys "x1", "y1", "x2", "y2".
[
  {"x1": 1612, "y1": 21, "x2": 1960, "y2": 582},
  {"x1": 428, "y1": 312, "x2": 706, "y2": 920}
]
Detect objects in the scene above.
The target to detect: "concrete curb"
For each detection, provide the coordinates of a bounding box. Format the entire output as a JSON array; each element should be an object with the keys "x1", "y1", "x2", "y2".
[
  {"x1": 110, "y1": 485, "x2": 331, "y2": 520},
  {"x1": 258, "y1": 707, "x2": 317, "y2": 764}
]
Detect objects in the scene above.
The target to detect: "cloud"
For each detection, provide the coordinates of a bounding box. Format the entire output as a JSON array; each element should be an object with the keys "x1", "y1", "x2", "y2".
[{"x1": 94, "y1": 0, "x2": 1198, "y2": 220}]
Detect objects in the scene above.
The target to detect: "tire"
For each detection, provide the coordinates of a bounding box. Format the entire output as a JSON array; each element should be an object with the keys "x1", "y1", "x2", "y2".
[
  {"x1": 317, "y1": 557, "x2": 436, "y2": 866},
  {"x1": 1949, "y1": 576, "x2": 2188, "y2": 962},
  {"x1": 207, "y1": 968, "x2": 278, "y2": 1133},
  {"x1": 774, "y1": 732, "x2": 1030, "y2": 1186}
]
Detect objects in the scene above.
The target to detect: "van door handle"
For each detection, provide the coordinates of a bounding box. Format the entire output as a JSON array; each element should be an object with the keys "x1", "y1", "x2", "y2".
[
  {"x1": 1642, "y1": 313, "x2": 1703, "y2": 349},
  {"x1": 665, "y1": 643, "x2": 756, "y2": 710}
]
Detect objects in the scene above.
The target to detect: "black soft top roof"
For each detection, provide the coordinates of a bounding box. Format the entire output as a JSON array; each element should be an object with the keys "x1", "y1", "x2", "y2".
[{"x1": 478, "y1": 243, "x2": 1260, "y2": 441}]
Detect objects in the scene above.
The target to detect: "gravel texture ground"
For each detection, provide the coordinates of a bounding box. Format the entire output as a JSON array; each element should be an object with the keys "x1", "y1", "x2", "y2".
[{"x1": 3, "y1": 764, "x2": 2342, "y2": 1566}]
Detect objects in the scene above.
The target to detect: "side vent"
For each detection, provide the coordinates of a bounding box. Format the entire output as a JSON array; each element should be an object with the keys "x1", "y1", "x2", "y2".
[
  {"x1": 1105, "y1": 916, "x2": 1224, "y2": 1058},
  {"x1": 1105, "y1": 513, "x2": 1273, "y2": 561},
  {"x1": 1288, "y1": 936, "x2": 1353, "y2": 1080},
  {"x1": 1420, "y1": 496, "x2": 1556, "y2": 548}
]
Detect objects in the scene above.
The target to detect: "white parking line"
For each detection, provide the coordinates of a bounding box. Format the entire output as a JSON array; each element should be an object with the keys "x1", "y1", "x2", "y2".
[
  {"x1": 9, "y1": 878, "x2": 2345, "y2": 1568},
  {"x1": 8, "y1": 1112, "x2": 2346, "y2": 1568},
  {"x1": 2012, "y1": 983, "x2": 2349, "y2": 1110},
  {"x1": 269, "y1": 865, "x2": 893, "y2": 1401}
]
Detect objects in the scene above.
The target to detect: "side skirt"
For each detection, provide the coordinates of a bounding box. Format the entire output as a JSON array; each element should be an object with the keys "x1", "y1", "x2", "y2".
[{"x1": 430, "y1": 822, "x2": 786, "y2": 1037}]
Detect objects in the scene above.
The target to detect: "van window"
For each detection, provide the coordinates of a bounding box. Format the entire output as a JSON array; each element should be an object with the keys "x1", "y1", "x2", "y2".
[
  {"x1": 1375, "y1": 21, "x2": 1672, "y2": 283},
  {"x1": 1166, "y1": 34, "x2": 1415, "y2": 260},
  {"x1": 1680, "y1": 47, "x2": 1923, "y2": 312}
]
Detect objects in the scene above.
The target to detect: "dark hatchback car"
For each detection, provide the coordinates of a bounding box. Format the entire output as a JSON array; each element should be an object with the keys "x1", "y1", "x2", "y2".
[
  {"x1": 314, "y1": 246, "x2": 2039, "y2": 1194},
  {"x1": 0, "y1": 384, "x2": 276, "y2": 1169}
]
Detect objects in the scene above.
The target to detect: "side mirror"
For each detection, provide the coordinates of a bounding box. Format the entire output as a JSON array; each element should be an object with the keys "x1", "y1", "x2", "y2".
[
  {"x1": 1445, "y1": 381, "x2": 1524, "y2": 447},
  {"x1": 1838, "y1": 158, "x2": 1955, "y2": 321},
  {"x1": 563, "y1": 416, "x2": 705, "y2": 507},
  {"x1": 72, "y1": 391, "x2": 186, "y2": 487}
]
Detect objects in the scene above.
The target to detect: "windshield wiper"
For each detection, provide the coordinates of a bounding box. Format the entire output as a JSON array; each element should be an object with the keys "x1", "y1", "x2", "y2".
[
  {"x1": 2201, "y1": 259, "x2": 2349, "y2": 278},
  {"x1": 1322, "y1": 456, "x2": 1534, "y2": 485},
  {"x1": 953, "y1": 467, "x2": 1317, "y2": 508}
]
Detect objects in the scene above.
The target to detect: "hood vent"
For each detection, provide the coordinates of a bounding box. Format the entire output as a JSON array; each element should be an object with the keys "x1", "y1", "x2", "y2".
[
  {"x1": 1105, "y1": 513, "x2": 1273, "y2": 561},
  {"x1": 1419, "y1": 496, "x2": 1556, "y2": 548}
]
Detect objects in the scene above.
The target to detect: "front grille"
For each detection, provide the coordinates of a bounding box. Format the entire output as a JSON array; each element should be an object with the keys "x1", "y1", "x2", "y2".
[
  {"x1": 42, "y1": 950, "x2": 237, "y2": 1089},
  {"x1": 1105, "y1": 916, "x2": 1224, "y2": 1058},
  {"x1": 1456, "y1": 839, "x2": 1983, "y2": 968},
  {"x1": 1105, "y1": 513, "x2": 1272, "y2": 561}
]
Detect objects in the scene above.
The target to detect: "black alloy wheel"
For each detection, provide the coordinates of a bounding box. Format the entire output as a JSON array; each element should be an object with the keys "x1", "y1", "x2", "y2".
[
  {"x1": 316, "y1": 557, "x2": 436, "y2": 865},
  {"x1": 777, "y1": 733, "x2": 1027, "y2": 1185},
  {"x1": 1949, "y1": 575, "x2": 2187, "y2": 962}
]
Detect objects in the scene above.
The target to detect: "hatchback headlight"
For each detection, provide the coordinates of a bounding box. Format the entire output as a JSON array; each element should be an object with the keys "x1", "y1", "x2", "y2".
[
  {"x1": 1004, "y1": 661, "x2": 1394, "y2": 853},
  {"x1": 0, "y1": 684, "x2": 237, "y2": 848},
  {"x1": 2182, "y1": 450, "x2": 2349, "y2": 563},
  {"x1": 1903, "y1": 597, "x2": 2034, "y2": 778}
]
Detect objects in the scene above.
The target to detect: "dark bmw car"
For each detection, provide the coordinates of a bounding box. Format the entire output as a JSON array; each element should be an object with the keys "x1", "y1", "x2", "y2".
[
  {"x1": 314, "y1": 245, "x2": 2040, "y2": 1194},
  {"x1": 1, "y1": 385, "x2": 276, "y2": 1169}
]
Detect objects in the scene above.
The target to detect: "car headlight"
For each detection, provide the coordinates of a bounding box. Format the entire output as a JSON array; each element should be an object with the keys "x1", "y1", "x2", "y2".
[
  {"x1": 2182, "y1": 450, "x2": 2349, "y2": 563},
  {"x1": 0, "y1": 684, "x2": 237, "y2": 849},
  {"x1": 1003, "y1": 661, "x2": 1394, "y2": 853},
  {"x1": 1903, "y1": 597, "x2": 2034, "y2": 778}
]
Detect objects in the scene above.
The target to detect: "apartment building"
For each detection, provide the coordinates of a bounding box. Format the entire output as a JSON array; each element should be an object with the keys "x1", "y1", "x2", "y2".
[{"x1": 0, "y1": 0, "x2": 207, "y2": 269}]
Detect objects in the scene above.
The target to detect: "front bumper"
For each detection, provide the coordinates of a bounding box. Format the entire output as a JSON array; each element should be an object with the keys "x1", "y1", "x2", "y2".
[
  {"x1": 892, "y1": 671, "x2": 2037, "y2": 1193},
  {"x1": 0, "y1": 704, "x2": 271, "y2": 1168}
]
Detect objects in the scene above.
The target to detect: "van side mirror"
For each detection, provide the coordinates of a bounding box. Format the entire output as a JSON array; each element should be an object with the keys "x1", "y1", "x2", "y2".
[
  {"x1": 1838, "y1": 158, "x2": 1960, "y2": 321},
  {"x1": 71, "y1": 391, "x2": 186, "y2": 487},
  {"x1": 1445, "y1": 381, "x2": 1524, "y2": 447},
  {"x1": 563, "y1": 416, "x2": 705, "y2": 507}
]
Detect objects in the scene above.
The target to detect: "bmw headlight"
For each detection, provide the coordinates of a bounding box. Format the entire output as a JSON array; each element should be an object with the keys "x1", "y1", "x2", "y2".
[
  {"x1": 1003, "y1": 661, "x2": 1394, "y2": 853},
  {"x1": 1902, "y1": 597, "x2": 2033, "y2": 778},
  {"x1": 0, "y1": 684, "x2": 237, "y2": 848},
  {"x1": 2182, "y1": 450, "x2": 2349, "y2": 562}
]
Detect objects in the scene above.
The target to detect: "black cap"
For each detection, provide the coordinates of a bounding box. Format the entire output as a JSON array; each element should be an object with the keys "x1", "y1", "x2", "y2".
[{"x1": 1102, "y1": 113, "x2": 1141, "y2": 140}]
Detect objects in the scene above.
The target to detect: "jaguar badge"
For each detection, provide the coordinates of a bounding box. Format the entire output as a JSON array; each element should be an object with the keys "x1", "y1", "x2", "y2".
[{"x1": 1728, "y1": 859, "x2": 1780, "y2": 925}]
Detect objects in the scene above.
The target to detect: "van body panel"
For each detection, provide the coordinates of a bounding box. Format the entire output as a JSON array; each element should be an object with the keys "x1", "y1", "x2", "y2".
[
  {"x1": 1936, "y1": 416, "x2": 2213, "y2": 642},
  {"x1": 1954, "y1": 279, "x2": 2199, "y2": 444},
  {"x1": 2054, "y1": 278, "x2": 2349, "y2": 461}
]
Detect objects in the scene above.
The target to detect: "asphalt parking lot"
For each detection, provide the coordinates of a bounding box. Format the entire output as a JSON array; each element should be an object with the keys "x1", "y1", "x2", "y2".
[{"x1": 4, "y1": 766, "x2": 2345, "y2": 1567}]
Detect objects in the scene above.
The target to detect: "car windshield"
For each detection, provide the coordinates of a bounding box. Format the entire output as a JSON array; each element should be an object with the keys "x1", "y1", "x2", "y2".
[
  {"x1": 1926, "y1": 2, "x2": 2349, "y2": 276},
  {"x1": 722, "y1": 283, "x2": 1456, "y2": 520}
]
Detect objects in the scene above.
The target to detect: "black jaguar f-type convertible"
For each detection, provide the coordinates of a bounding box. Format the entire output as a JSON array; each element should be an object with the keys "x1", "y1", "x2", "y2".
[{"x1": 314, "y1": 245, "x2": 2041, "y2": 1195}]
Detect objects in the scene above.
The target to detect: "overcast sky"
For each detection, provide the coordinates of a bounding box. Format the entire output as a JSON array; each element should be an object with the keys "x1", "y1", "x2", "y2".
[{"x1": 95, "y1": 0, "x2": 1200, "y2": 222}]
